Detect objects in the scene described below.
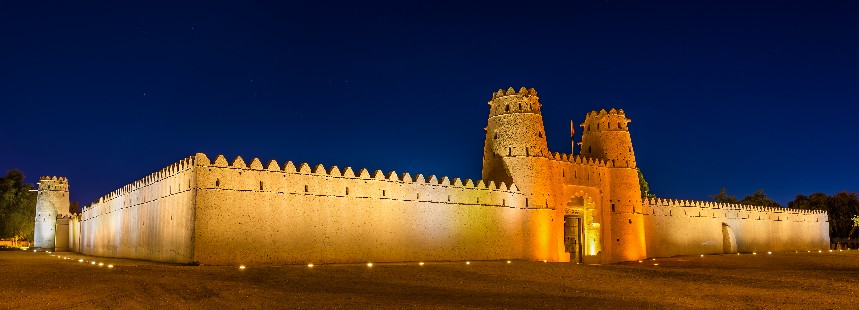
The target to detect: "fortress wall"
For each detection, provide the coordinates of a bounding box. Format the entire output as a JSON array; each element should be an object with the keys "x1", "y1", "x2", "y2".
[
  {"x1": 191, "y1": 154, "x2": 555, "y2": 265},
  {"x1": 78, "y1": 156, "x2": 197, "y2": 263},
  {"x1": 68, "y1": 215, "x2": 81, "y2": 253},
  {"x1": 643, "y1": 198, "x2": 829, "y2": 257}
]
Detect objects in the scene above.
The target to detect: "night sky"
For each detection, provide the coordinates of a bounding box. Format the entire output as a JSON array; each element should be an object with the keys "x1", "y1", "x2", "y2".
[{"x1": 2, "y1": 1, "x2": 857, "y2": 207}]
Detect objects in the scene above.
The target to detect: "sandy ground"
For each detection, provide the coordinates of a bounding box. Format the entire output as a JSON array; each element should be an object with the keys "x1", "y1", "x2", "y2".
[{"x1": 1, "y1": 250, "x2": 857, "y2": 309}]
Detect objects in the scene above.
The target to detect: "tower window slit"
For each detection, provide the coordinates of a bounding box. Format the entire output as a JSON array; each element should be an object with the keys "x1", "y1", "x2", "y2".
[
  {"x1": 346, "y1": 187, "x2": 349, "y2": 195},
  {"x1": 304, "y1": 185, "x2": 308, "y2": 193},
  {"x1": 259, "y1": 181, "x2": 263, "y2": 191}
]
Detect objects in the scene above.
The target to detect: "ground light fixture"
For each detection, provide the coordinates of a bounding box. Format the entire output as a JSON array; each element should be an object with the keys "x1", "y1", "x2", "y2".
[
  {"x1": 107, "y1": 265, "x2": 114, "y2": 268},
  {"x1": 239, "y1": 265, "x2": 246, "y2": 270},
  {"x1": 466, "y1": 261, "x2": 470, "y2": 265},
  {"x1": 307, "y1": 263, "x2": 314, "y2": 268},
  {"x1": 768, "y1": 252, "x2": 772, "y2": 255},
  {"x1": 507, "y1": 260, "x2": 511, "y2": 264},
  {"x1": 419, "y1": 262, "x2": 425, "y2": 266},
  {"x1": 78, "y1": 259, "x2": 83, "y2": 263},
  {"x1": 367, "y1": 263, "x2": 373, "y2": 267}
]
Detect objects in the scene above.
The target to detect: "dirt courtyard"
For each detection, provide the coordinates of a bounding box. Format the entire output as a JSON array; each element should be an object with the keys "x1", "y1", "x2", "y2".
[{"x1": 1, "y1": 250, "x2": 857, "y2": 309}]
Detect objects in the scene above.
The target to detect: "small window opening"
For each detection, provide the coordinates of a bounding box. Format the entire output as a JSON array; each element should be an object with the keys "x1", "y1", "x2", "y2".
[
  {"x1": 304, "y1": 185, "x2": 308, "y2": 192},
  {"x1": 538, "y1": 132, "x2": 543, "y2": 138},
  {"x1": 259, "y1": 181, "x2": 264, "y2": 191},
  {"x1": 526, "y1": 148, "x2": 530, "y2": 156},
  {"x1": 382, "y1": 190, "x2": 386, "y2": 197},
  {"x1": 508, "y1": 148, "x2": 512, "y2": 156},
  {"x1": 628, "y1": 219, "x2": 632, "y2": 224},
  {"x1": 588, "y1": 146, "x2": 592, "y2": 153},
  {"x1": 505, "y1": 105, "x2": 510, "y2": 112},
  {"x1": 346, "y1": 187, "x2": 349, "y2": 195},
  {"x1": 596, "y1": 123, "x2": 600, "y2": 130},
  {"x1": 416, "y1": 193, "x2": 420, "y2": 199},
  {"x1": 477, "y1": 197, "x2": 480, "y2": 203},
  {"x1": 215, "y1": 179, "x2": 220, "y2": 187},
  {"x1": 525, "y1": 198, "x2": 529, "y2": 208},
  {"x1": 611, "y1": 203, "x2": 615, "y2": 212},
  {"x1": 503, "y1": 199, "x2": 506, "y2": 206},
  {"x1": 447, "y1": 195, "x2": 451, "y2": 202},
  {"x1": 618, "y1": 122, "x2": 622, "y2": 129},
  {"x1": 518, "y1": 103, "x2": 522, "y2": 110},
  {"x1": 562, "y1": 170, "x2": 565, "y2": 177}
]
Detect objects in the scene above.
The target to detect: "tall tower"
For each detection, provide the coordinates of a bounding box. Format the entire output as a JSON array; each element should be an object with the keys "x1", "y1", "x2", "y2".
[
  {"x1": 482, "y1": 87, "x2": 551, "y2": 197},
  {"x1": 34, "y1": 176, "x2": 70, "y2": 250},
  {"x1": 580, "y1": 109, "x2": 646, "y2": 261}
]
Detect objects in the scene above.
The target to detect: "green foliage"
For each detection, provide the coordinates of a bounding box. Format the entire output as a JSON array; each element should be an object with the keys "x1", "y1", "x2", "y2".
[
  {"x1": 709, "y1": 188, "x2": 781, "y2": 207},
  {"x1": 709, "y1": 187, "x2": 738, "y2": 204},
  {"x1": 637, "y1": 168, "x2": 655, "y2": 199},
  {"x1": 0, "y1": 169, "x2": 37, "y2": 243},
  {"x1": 739, "y1": 189, "x2": 782, "y2": 208},
  {"x1": 788, "y1": 191, "x2": 859, "y2": 239}
]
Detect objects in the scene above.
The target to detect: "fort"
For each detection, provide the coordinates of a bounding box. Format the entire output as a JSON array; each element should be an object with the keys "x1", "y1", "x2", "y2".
[{"x1": 33, "y1": 87, "x2": 829, "y2": 265}]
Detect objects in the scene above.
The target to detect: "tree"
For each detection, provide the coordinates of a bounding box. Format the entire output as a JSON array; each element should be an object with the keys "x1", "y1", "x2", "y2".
[
  {"x1": 739, "y1": 189, "x2": 782, "y2": 208},
  {"x1": 0, "y1": 169, "x2": 37, "y2": 246},
  {"x1": 787, "y1": 191, "x2": 859, "y2": 239},
  {"x1": 787, "y1": 192, "x2": 828, "y2": 211},
  {"x1": 709, "y1": 187, "x2": 738, "y2": 204},
  {"x1": 637, "y1": 168, "x2": 655, "y2": 199}
]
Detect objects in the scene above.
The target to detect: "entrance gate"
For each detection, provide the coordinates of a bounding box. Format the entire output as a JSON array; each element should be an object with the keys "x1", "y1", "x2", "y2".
[{"x1": 564, "y1": 214, "x2": 584, "y2": 263}]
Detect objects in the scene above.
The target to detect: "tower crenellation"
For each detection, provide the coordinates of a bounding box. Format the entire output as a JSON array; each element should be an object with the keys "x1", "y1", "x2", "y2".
[
  {"x1": 34, "y1": 176, "x2": 71, "y2": 250},
  {"x1": 580, "y1": 107, "x2": 636, "y2": 168}
]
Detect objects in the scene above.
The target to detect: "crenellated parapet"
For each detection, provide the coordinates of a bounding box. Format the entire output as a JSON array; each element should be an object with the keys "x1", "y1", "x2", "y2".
[
  {"x1": 81, "y1": 155, "x2": 196, "y2": 214},
  {"x1": 581, "y1": 108, "x2": 631, "y2": 133},
  {"x1": 488, "y1": 87, "x2": 541, "y2": 117},
  {"x1": 547, "y1": 151, "x2": 614, "y2": 168},
  {"x1": 38, "y1": 176, "x2": 69, "y2": 191},
  {"x1": 643, "y1": 197, "x2": 828, "y2": 222},
  {"x1": 195, "y1": 153, "x2": 522, "y2": 193}
]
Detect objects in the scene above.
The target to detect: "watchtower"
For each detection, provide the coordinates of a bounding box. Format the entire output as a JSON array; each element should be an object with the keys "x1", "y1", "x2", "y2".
[
  {"x1": 34, "y1": 176, "x2": 70, "y2": 250},
  {"x1": 580, "y1": 109, "x2": 646, "y2": 261},
  {"x1": 481, "y1": 87, "x2": 552, "y2": 200}
]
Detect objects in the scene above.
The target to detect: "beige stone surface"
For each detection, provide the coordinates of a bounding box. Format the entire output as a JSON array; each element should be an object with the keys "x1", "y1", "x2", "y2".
[{"x1": 46, "y1": 86, "x2": 830, "y2": 265}]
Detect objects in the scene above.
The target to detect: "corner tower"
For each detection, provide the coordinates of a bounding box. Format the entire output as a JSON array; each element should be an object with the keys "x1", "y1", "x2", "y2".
[
  {"x1": 34, "y1": 176, "x2": 70, "y2": 250},
  {"x1": 482, "y1": 87, "x2": 551, "y2": 199},
  {"x1": 580, "y1": 109, "x2": 646, "y2": 261}
]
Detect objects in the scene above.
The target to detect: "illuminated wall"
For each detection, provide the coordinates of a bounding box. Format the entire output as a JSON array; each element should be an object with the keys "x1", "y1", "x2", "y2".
[
  {"x1": 34, "y1": 176, "x2": 69, "y2": 250},
  {"x1": 192, "y1": 153, "x2": 555, "y2": 265},
  {"x1": 77, "y1": 156, "x2": 196, "y2": 263},
  {"x1": 59, "y1": 87, "x2": 830, "y2": 265},
  {"x1": 643, "y1": 198, "x2": 830, "y2": 257}
]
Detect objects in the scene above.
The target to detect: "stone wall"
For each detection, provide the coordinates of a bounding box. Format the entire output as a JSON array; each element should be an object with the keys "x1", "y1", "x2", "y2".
[
  {"x1": 643, "y1": 198, "x2": 829, "y2": 257},
  {"x1": 77, "y1": 156, "x2": 197, "y2": 263},
  {"x1": 192, "y1": 153, "x2": 555, "y2": 265}
]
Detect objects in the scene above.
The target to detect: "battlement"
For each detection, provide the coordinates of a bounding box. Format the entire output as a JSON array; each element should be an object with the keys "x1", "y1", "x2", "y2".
[
  {"x1": 84, "y1": 155, "x2": 196, "y2": 211},
  {"x1": 487, "y1": 87, "x2": 542, "y2": 117},
  {"x1": 546, "y1": 151, "x2": 615, "y2": 168},
  {"x1": 195, "y1": 153, "x2": 521, "y2": 192},
  {"x1": 581, "y1": 108, "x2": 631, "y2": 133},
  {"x1": 38, "y1": 176, "x2": 69, "y2": 191},
  {"x1": 644, "y1": 197, "x2": 827, "y2": 216}
]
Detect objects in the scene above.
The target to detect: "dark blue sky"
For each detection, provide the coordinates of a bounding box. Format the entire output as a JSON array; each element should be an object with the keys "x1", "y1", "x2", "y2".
[{"x1": 1, "y1": 1, "x2": 857, "y2": 206}]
